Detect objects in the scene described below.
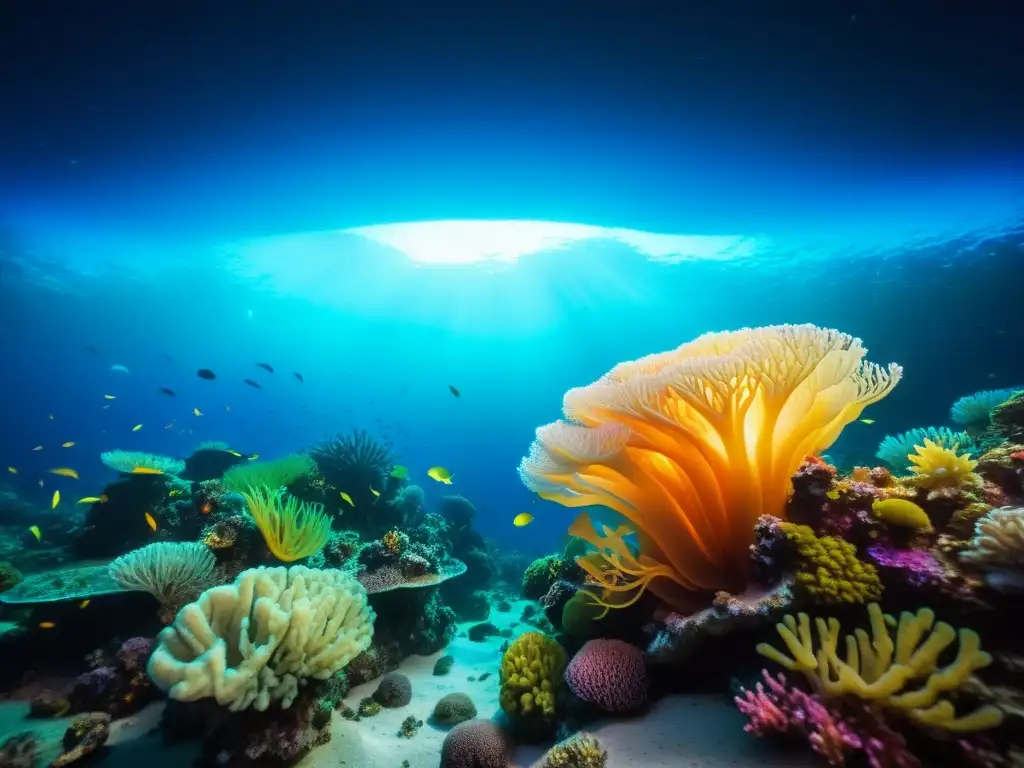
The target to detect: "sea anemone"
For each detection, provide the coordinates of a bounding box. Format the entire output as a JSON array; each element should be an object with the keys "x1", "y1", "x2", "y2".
[
  {"x1": 875, "y1": 427, "x2": 971, "y2": 472},
  {"x1": 907, "y1": 439, "x2": 978, "y2": 490},
  {"x1": 950, "y1": 387, "x2": 1022, "y2": 434},
  {"x1": 518, "y1": 324, "x2": 901, "y2": 612},
  {"x1": 101, "y1": 450, "x2": 185, "y2": 476}
]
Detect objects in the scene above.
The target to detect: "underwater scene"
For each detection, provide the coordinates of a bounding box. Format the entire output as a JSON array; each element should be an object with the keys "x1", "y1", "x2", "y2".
[{"x1": 2, "y1": 4, "x2": 1024, "y2": 768}]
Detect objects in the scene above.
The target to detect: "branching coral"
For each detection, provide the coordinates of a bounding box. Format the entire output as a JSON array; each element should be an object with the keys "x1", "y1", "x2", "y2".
[
  {"x1": 518, "y1": 324, "x2": 901, "y2": 612},
  {"x1": 876, "y1": 427, "x2": 971, "y2": 473},
  {"x1": 242, "y1": 485, "x2": 332, "y2": 562},
  {"x1": 756, "y1": 602, "x2": 1003, "y2": 732},
  {"x1": 779, "y1": 522, "x2": 882, "y2": 604},
  {"x1": 906, "y1": 439, "x2": 978, "y2": 490},
  {"x1": 101, "y1": 450, "x2": 185, "y2": 476}
]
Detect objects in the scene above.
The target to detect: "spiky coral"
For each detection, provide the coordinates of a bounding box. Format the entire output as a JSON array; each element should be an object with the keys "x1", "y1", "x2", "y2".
[
  {"x1": 242, "y1": 485, "x2": 332, "y2": 562},
  {"x1": 519, "y1": 325, "x2": 901, "y2": 612},
  {"x1": 779, "y1": 522, "x2": 882, "y2": 604},
  {"x1": 311, "y1": 430, "x2": 393, "y2": 495},
  {"x1": 876, "y1": 427, "x2": 971, "y2": 473},
  {"x1": 907, "y1": 439, "x2": 978, "y2": 490},
  {"x1": 756, "y1": 603, "x2": 1003, "y2": 732}
]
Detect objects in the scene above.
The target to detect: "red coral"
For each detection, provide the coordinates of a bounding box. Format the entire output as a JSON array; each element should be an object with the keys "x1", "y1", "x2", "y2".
[{"x1": 564, "y1": 638, "x2": 647, "y2": 713}]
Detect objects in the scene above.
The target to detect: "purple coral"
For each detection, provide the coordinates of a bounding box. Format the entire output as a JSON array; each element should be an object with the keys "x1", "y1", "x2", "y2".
[
  {"x1": 564, "y1": 638, "x2": 648, "y2": 713},
  {"x1": 116, "y1": 636, "x2": 153, "y2": 673},
  {"x1": 735, "y1": 670, "x2": 921, "y2": 768},
  {"x1": 867, "y1": 545, "x2": 947, "y2": 588}
]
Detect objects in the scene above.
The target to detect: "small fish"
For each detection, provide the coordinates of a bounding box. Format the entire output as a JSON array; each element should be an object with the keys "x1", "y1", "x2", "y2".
[
  {"x1": 101, "y1": 405, "x2": 111, "y2": 410},
  {"x1": 513, "y1": 512, "x2": 534, "y2": 527},
  {"x1": 248, "y1": 453, "x2": 260, "y2": 460},
  {"x1": 6, "y1": 467, "x2": 16, "y2": 475},
  {"x1": 340, "y1": 491, "x2": 355, "y2": 507},
  {"x1": 860, "y1": 419, "x2": 875, "y2": 425},
  {"x1": 77, "y1": 496, "x2": 105, "y2": 504},
  {"x1": 51, "y1": 490, "x2": 60, "y2": 509},
  {"x1": 294, "y1": 372, "x2": 304, "y2": 383},
  {"x1": 158, "y1": 387, "x2": 177, "y2": 397},
  {"x1": 199, "y1": 502, "x2": 213, "y2": 515},
  {"x1": 390, "y1": 465, "x2": 409, "y2": 479},
  {"x1": 49, "y1": 467, "x2": 79, "y2": 480},
  {"x1": 193, "y1": 408, "x2": 203, "y2": 417},
  {"x1": 79, "y1": 600, "x2": 91, "y2": 609},
  {"x1": 226, "y1": 450, "x2": 243, "y2": 457},
  {"x1": 370, "y1": 486, "x2": 380, "y2": 498},
  {"x1": 197, "y1": 368, "x2": 217, "y2": 380},
  {"x1": 84, "y1": 345, "x2": 100, "y2": 354},
  {"x1": 243, "y1": 378, "x2": 262, "y2": 389},
  {"x1": 110, "y1": 364, "x2": 130, "y2": 374},
  {"x1": 256, "y1": 362, "x2": 274, "y2": 373},
  {"x1": 426, "y1": 466, "x2": 453, "y2": 484},
  {"x1": 131, "y1": 467, "x2": 164, "y2": 475},
  {"x1": 164, "y1": 421, "x2": 175, "y2": 429},
  {"x1": 32, "y1": 445, "x2": 43, "y2": 451},
  {"x1": 38, "y1": 621, "x2": 56, "y2": 629},
  {"x1": 61, "y1": 441, "x2": 75, "y2": 448},
  {"x1": 144, "y1": 512, "x2": 158, "y2": 531},
  {"x1": 448, "y1": 384, "x2": 461, "y2": 398},
  {"x1": 132, "y1": 424, "x2": 143, "y2": 432},
  {"x1": 28, "y1": 525, "x2": 41, "y2": 541},
  {"x1": 103, "y1": 394, "x2": 116, "y2": 400},
  {"x1": 38, "y1": 480, "x2": 44, "y2": 488}
]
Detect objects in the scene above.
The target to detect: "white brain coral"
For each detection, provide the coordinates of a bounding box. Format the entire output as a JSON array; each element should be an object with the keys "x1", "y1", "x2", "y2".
[{"x1": 147, "y1": 565, "x2": 375, "y2": 711}]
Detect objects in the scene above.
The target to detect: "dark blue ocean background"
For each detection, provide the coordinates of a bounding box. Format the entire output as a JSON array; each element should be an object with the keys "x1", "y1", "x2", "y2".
[{"x1": 1, "y1": 2, "x2": 1022, "y2": 558}]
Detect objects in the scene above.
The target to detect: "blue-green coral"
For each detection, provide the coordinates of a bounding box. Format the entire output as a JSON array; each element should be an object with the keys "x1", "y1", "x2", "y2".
[
  {"x1": 950, "y1": 387, "x2": 1023, "y2": 434},
  {"x1": 875, "y1": 426, "x2": 970, "y2": 472},
  {"x1": 780, "y1": 522, "x2": 882, "y2": 605}
]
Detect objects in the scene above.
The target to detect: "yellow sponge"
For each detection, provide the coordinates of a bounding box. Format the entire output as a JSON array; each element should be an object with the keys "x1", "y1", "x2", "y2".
[
  {"x1": 499, "y1": 631, "x2": 566, "y2": 724},
  {"x1": 779, "y1": 522, "x2": 882, "y2": 604}
]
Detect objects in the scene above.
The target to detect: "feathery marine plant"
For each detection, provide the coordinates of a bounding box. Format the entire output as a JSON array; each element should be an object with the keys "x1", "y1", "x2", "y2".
[
  {"x1": 101, "y1": 450, "x2": 185, "y2": 476},
  {"x1": 242, "y1": 484, "x2": 332, "y2": 562},
  {"x1": 950, "y1": 387, "x2": 1023, "y2": 432},
  {"x1": 108, "y1": 541, "x2": 217, "y2": 618},
  {"x1": 875, "y1": 426, "x2": 971, "y2": 472},
  {"x1": 222, "y1": 453, "x2": 314, "y2": 494},
  {"x1": 519, "y1": 324, "x2": 902, "y2": 614}
]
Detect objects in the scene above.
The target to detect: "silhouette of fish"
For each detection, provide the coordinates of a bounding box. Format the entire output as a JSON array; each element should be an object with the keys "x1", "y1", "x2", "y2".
[
  {"x1": 197, "y1": 369, "x2": 217, "y2": 380},
  {"x1": 256, "y1": 363, "x2": 274, "y2": 374},
  {"x1": 157, "y1": 387, "x2": 177, "y2": 397},
  {"x1": 243, "y1": 378, "x2": 263, "y2": 389},
  {"x1": 294, "y1": 372, "x2": 304, "y2": 383},
  {"x1": 448, "y1": 384, "x2": 461, "y2": 398},
  {"x1": 84, "y1": 345, "x2": 100, "y2": 355}
]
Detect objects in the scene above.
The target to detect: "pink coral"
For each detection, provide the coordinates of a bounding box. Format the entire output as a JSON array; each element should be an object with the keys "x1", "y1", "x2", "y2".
[
  {"x1": 867, "y1": 545, "x2": 946, "y2": 587},
  {"x1": 735, "y1": 670, "x2": 921, "y2": 768},
  {"x1": 564, "y1": 639, "x2": 647, "y2": 713}
]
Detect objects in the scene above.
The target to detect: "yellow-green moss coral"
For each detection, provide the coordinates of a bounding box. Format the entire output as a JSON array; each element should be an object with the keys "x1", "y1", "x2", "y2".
[
  {"x1": 871, "y1": 498, "x2": 933, "y2": 531},
  {"x1": 780, "y1": 522, "x2": 882, "y2": 604},
  {"x1": 499, "y1": 631, "x2": 566, "y2": 729},
  {"x1": 543, "y1": 732, "x2": 607, "y2": 768}
]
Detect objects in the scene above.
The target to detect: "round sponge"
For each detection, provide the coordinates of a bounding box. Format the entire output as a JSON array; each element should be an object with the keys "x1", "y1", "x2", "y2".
[
  {"x1": 564, "y1": 638, "x2": 647, "y2": 713},
  {"x1": 372, "y1": 672, "x2": 412, "y2": 708},
  {"x1": 440, "y1": 719, "x2": 508, "y2": 768}
]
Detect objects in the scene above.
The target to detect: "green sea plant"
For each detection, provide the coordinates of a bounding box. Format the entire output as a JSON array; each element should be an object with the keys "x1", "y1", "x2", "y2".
[
  {"x1": 242, "y1": 484, "x2": 332, "y2": 562},
  {"x1": 222, "y1": 453, "x2": 314, "y2": 494},
  {"x1": 108, "y1": 541, "x2": 218, "y2": 618}
]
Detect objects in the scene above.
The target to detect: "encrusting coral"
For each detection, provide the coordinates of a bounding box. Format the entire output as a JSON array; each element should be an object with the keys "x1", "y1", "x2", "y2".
[
  {"x1": 756, "y1": 602, "x2": 1003, "y2": 732},
  {"x1": 542, "y1": 732, "x2": 608, "y2": 768},
  {"x1": 906, "y1": 439, "x2": 979, "y2": 490},
  {"x1": 147, "y1": 565, "x2": 374, "y2": 711},
  {"x1": 778, "y1": 522, "x2": 883, "y2": 604},
  {"x1": 518, "y1": 324, "x2": 901, "y2": 613}
]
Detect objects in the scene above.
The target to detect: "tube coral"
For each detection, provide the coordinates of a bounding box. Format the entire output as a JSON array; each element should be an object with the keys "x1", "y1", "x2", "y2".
[{"x1": 518, "y1": 325, "x2": 901, "y2": 611}]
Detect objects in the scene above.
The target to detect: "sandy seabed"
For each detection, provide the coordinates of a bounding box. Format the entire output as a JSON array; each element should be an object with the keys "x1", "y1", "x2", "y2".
[{"x1": 0, "y1": 600, "x2": 817, "y2": 768}]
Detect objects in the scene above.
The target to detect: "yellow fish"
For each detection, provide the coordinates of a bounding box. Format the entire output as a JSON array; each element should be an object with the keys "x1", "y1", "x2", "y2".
[
  {"x1": 340, "y1": 491, "x2": 354, "y2": 507},
  {"x1": 145, "y1": 512, "x2": 158, "y2": 531},
  {"x1": 51, "y1": 490, "x2": 60, "y2": 509},
  {"x1": 226, "y1": 450, "x2": 243, "y2": 457},
  {"x1": 370, "y1": 487, "x2": 380, "y2": 498},
  {"x1": 193, "y1": 408, "x2": 203, "y2": 417},
  {"x1": 104, "y1": 394, "x2": 116, "y2": 400},
  {"x1": 426, "y1": 466, "x2": 453, "y2": 484},
  {"x1": 132, "y1": 424, "x2": 143, "y2": 432},
  {"x1": 131, "y1": 467, "x2": 164, "y2": 475},
  {"x1": 49, "y1": 467, "x2": 79, "y2": 480},
  {"x1": 61, "y1": 441, "x2": 76, "y2": 448},
  {"x1": 79, "y1": 600, "x2": 91, "y2": 609},
  {"x1": 860, "y1": 419, "x2": 876, "y2": 425},
  {"x1": 6, "y1": 467, "x2": 16, "y2": 475},
  {"x1": 28, "y1": 525, "x2": 41, "y2": 541},
  {"x1": 77, "y1": 496, "x2": 104, "y2": 504},
  {"x1": 38, "y1": 621, "x2": 56, "y2": 629},
  {"x1": 32, "y1": 445, "x2": 43, "y2": 452},
  {"x1": 512, "y1": 512, "x2": 534, "y2": 527},
  {"x1": 248, "y1": 454, "x2": 260, "y2": 460}
]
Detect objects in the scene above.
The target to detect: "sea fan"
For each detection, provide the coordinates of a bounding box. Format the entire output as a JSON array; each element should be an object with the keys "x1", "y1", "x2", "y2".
[{"x1": 950, "y1": 387, "x2": 1022, "y2": 432}]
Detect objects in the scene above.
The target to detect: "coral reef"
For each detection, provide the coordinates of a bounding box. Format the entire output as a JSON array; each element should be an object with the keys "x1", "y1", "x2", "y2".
[
  {"x1": 951, "y1": 387, "x2": 1022, "y2": 436},
  {"x1": 564, "y1": 638, "x2": 648, "y2": 713},
  {"x1": 519, "y1": 324, "x2": 900, "y2": 613},
  {"x1": 52, "y1": 713, "x2": 111, "y2": 768},
  {"x1": 542, "y1": 732, "x2": 608, "y2": 768},
  {"x1": 779, "y1": 522, "x2": 883, "y2": 604}
]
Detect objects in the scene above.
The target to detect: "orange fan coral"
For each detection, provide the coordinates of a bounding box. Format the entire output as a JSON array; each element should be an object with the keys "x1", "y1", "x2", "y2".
[{"x1": 518, "y1": 324, "x2": 902, "y2": 613}]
